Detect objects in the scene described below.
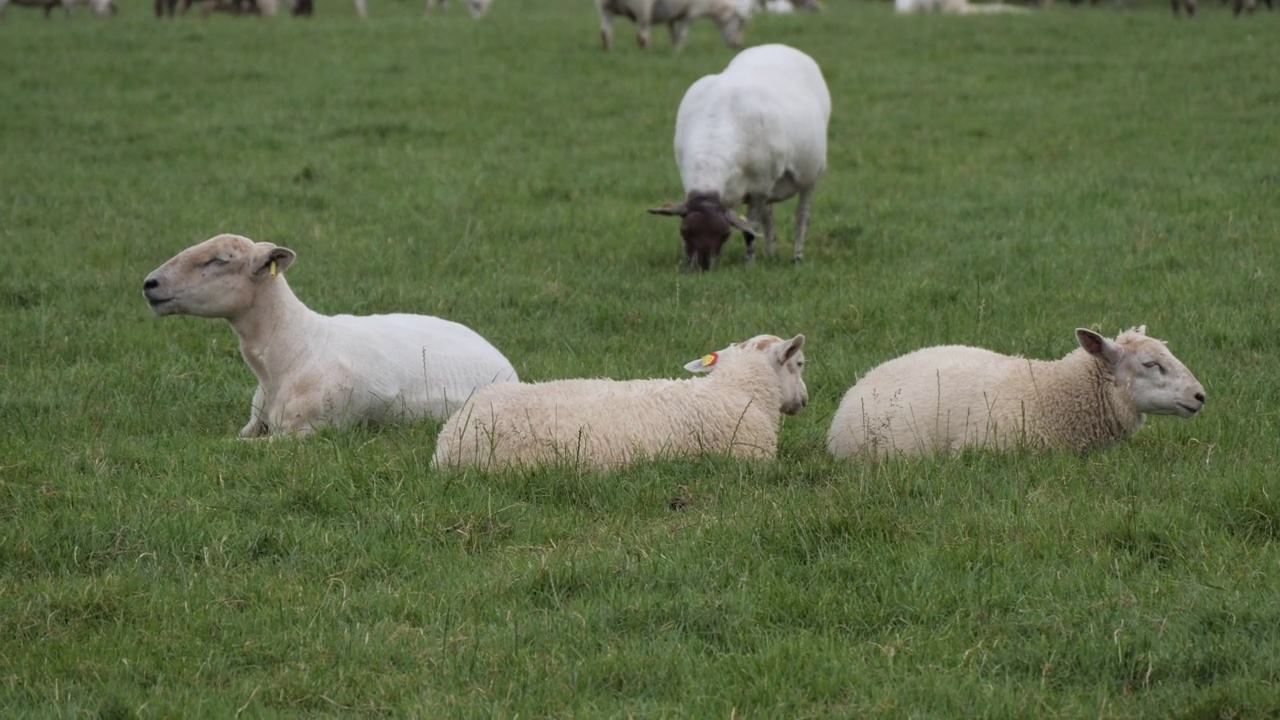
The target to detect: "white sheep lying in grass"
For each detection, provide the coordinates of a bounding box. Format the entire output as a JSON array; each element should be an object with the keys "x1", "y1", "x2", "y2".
[
  {"x1": 433, "y1": 334, "x2": 808, "y2": 470},
  {"x1": 649, "y1": 44, "x2": 830, "y2": 271},
  {"x1": 828, "y1": 326, "x2": 1205, "y2": 459},
  {"x1": 596, "y1": 0, "x2": 752, "y2": 53},
  {"x1": 143, "y1": 234, "x2": 518, "y2": 438}
]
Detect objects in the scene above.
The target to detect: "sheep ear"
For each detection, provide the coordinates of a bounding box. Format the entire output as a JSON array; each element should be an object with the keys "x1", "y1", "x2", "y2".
[
  {"x1": 725, "y1": 212, "x2": 758, "y2": 241},
  {"x1": 684, "y1": 351, "x2": 721, "y2": 374},
  {"x1": 1076, "y1": 328, "x2": 1122, "y2": 364},
  {"x1": 648, "y1": 203, "x2": 689, "y2": 217},
  {"x1": 778, "y1": 334, "x2": 805, "y2": 363},
  {"x1": 255, "y1": 246, "x2": 296, "y2": 277},
  {"x1": 1133, "y1": 324, "x2": 1147, "y2": 336}
]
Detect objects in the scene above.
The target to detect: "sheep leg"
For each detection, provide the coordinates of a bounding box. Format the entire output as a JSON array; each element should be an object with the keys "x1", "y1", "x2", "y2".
[
  {"x1": 354, "y1": 0, "x2": 366, "y2": 17},
  {"x1": 744, "y1": 195, "x2": 768, "y2": 264},
  {"x1": 762, "y1": 202, "x2": 777, "y2": 257},
  {"x1": 669, "y1": 19, "x2": 691, "y2": 52},
  {"x1": 792, "y1": 187, "x2": 814, "y2": 262},
  {"x1": 600, "y1": 13, "x2": 614, "y2": 50},
  {"x1": 239, "y1": 386, "x2": 269, "y2": 438},
  {"x1": 636, "y1": 20, "x2": 652, "y2": 49},
  {"x1": 636, "y1": 7, "x2": 653, "y2": 49}
]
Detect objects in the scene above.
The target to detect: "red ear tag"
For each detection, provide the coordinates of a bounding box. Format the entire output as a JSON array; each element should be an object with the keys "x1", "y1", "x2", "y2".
[{"x1": 700, "y1": 352, "x2": 719, "y2": 367}]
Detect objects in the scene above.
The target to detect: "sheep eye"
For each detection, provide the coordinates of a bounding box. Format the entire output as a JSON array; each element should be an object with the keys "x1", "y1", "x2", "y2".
[
  {"x1": 1142, "y1": 361, "x2": 1166, "y2": 375},
  {"x1": 202, "y1": 257, "x2": 229, "y2": 268}
]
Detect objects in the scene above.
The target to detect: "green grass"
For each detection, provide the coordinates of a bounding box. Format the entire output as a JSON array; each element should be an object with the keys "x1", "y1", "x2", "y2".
[{"x1": 2, "y1": 0, "x2": 1280, "y2": 715}]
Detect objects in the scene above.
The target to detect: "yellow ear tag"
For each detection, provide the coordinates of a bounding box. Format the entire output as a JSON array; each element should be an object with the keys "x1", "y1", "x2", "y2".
[
  {"x1": 269, "y1": 261, "x2": 277, "y2": 279},
  {"x1": 700, "y1": 352, "x2": 719, "y2": 367}
]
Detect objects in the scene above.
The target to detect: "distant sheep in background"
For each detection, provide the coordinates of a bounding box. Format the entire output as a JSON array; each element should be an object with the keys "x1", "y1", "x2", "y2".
[
  {"x1": 649, "y1": 44, "x2": 830, "y2": 271},
  {"x1": 425, "y1": 0, "x2": 491, "y2": 18},
  {"x1": 2, "y1": 0, "x2": 115, "y2": 18},
  {"x1": 596, "y1": 0, "x2": 753, "y2": 53},
  {"x1": 153, "y1": 0, "x2": 274, "y2": 17},
  {"x1": 142, "y1": 234, "x2": 519, "y2": 438},
  {"x1": 433, "y1": 334, "x2": 808, "y2": 471},
  {"x1": 895, "y1": 0, "x2": 1027, "y2": 13},
  {"x1": 757, "y1": 0, "x2": 819, "y2": 12},
  {"x1": 828, "y1": 326, "x2": 1205, "y2": 459},
  {"x1": 349, "y1": 0, "x2": 490, "y2": 17},
  {"x1": 1230, "y1": 0, "x2": 1272, "y2": 14}
]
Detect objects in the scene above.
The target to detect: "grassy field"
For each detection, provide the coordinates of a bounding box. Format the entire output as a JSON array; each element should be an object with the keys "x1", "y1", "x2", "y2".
[{"x1": 2, "y1": 0, "x2": 1279, "y2": 715}]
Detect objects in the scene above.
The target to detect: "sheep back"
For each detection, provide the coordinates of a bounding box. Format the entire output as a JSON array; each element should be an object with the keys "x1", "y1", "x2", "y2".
[
  {"x1": 676, "y1": 44, "x2": 830, "y2": 204},
  {"x1": 318, "y1": 313, "x2": 519, "y2": 424}
]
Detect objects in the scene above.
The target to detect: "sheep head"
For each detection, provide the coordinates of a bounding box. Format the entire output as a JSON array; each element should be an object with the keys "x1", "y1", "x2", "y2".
[
  {"x1": 1076, "y1": 326, "x2": 1206, "y2": 419},
  {"x1": 649, "y1": 192, "x2": 756, "y2": 272},
  {"x1": 712, "y1": 5, "x2": 748, "y2": 48},
  {"x1": 143, "y1": 234, "x2": 296, "y2": 319},
  {"x1": 684, "y1": 333, "x2": 809, "y2": 415}
]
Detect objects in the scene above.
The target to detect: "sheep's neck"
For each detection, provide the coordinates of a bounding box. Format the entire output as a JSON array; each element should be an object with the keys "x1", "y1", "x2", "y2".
[
  {"x1": 227, "y1": 276, "x2": 327, "y2": 388},
  {"x1": 1031, "y1": 350, "x2": 1144, "y2": 451},
  {"x1": 713, "y1": 355, "x2": 782, "y2": 425}
]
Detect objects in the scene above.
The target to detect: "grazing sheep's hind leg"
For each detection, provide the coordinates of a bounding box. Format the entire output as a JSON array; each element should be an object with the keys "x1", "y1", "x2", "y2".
[
  {"x1": 635, "y1": 10, "x2": 653, "y2": 49},
  {"x1": 744, "y1": 195, "x2": 769, "y2": 264},
  {"x1": 762, "y1": 203, "x2": 777, "y2": 257},
  {"x1": 600, "y1": 13, "x2": 614, "y2": 50},
  {"x1": 792, "y1": 187, "x2": 814, "y2": 262},
  {"x1": 669, "y1": 19, "x2": 691, "y2": 52}
]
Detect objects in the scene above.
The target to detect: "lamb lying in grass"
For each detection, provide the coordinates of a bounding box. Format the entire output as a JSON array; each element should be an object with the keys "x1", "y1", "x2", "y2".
[
  {"x1": 828, "y1": 326, "x2": 1205, "y2": 459},
  {"x1": 433, "y1": 334, "x2": 808, "y2": 470},
  {"x1": 143, "y1": 234, "x2": 518, "y2": 438}
]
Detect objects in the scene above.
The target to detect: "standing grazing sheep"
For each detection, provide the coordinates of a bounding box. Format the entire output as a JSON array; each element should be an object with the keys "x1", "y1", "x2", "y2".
[
  {"x1": 433, "y1": 334, "x2": 808, "y2": 470},
  {"x1": 596, "y1": 0, "x2": 752, "y2": 53},
  {"x1": 828, "y1": 326, "x2": 1205, "y2": 459},
  {"x1": 649, "y1": 44, "x2": 830, "y2": 271},
  {"x1": 142, "y1": 234, "x2": 518, "y2": 438}
]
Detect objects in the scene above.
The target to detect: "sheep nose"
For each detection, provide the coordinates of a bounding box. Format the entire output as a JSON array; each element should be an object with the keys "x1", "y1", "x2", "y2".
[
  {"x1": 1195, "y1": 391, "x2": 1206, "y2": 404},
  {"x1": 143, "y1": 278, "x2": 159, "y2": 291}
]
